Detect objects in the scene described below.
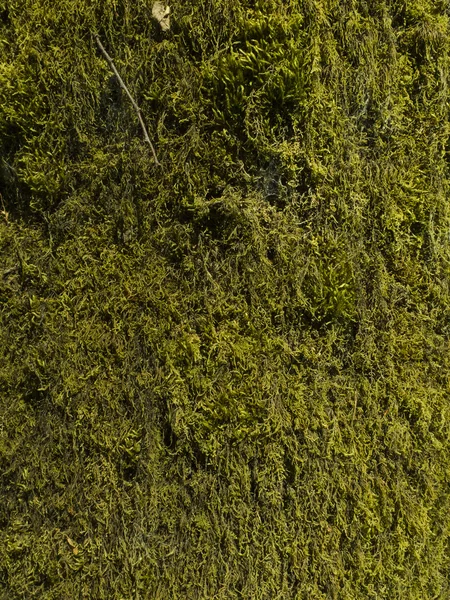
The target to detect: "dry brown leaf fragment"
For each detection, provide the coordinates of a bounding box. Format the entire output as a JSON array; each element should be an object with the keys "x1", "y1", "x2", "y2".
[{"x1": 152, "y1": 2, "x2": 170, "y2": 31}]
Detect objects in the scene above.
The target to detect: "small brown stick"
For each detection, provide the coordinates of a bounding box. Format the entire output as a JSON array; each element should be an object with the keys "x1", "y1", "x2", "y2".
[
  {"x1": 94, "y1": 34, "x2": 161, "y2": 166},
  {"x1": 0, "y1": 193, "x2": 9, "y2": 225}
]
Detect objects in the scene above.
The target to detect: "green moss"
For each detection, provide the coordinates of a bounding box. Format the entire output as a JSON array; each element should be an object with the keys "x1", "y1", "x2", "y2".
[{"x1": 1, "y1": 0, "x2": 450, "y2": 598}]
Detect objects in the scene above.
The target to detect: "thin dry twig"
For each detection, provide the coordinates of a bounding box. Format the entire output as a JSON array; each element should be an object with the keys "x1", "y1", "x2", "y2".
[
  {"x1": 0, "y1": 193, "x2": 9, "y2": 225},
  {"x1": 94, "y1": 34, "x2": 161, "y2": 166}
]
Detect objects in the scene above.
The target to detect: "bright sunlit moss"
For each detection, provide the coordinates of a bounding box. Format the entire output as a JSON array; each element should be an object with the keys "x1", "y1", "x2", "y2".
[{"x1": 1, "y1": 0, "x2": 450, "y2": 598}]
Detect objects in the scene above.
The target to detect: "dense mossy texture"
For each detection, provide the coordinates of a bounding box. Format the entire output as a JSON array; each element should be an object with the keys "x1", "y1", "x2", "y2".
[{"x1": 1, "y1": 0, "x2": 450, "y2": 597}]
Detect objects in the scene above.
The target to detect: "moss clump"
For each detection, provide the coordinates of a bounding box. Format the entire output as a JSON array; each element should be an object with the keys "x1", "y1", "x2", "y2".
[{"x1": 1, "y1": 0, "x2": 450, "y2": 598}]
